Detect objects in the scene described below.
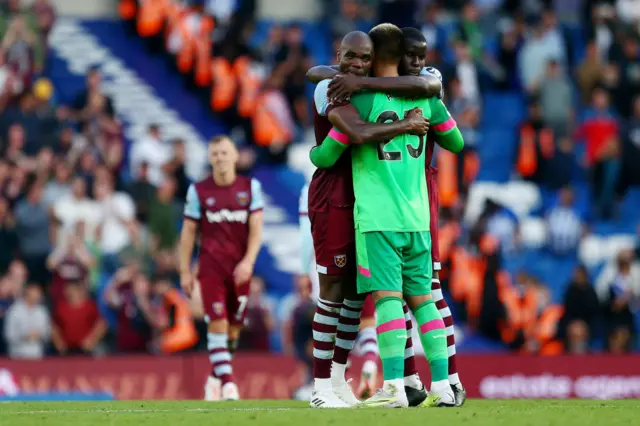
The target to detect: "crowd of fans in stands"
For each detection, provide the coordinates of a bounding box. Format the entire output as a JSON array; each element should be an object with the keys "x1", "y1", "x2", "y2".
[{"x1": 1, "y1": 0, "x2": 640, "y2": 360}]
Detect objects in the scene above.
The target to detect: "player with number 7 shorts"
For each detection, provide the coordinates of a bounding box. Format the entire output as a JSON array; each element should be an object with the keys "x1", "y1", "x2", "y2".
[{"x1": 179, "y1": 135, "x2": 264, "y2": 402}]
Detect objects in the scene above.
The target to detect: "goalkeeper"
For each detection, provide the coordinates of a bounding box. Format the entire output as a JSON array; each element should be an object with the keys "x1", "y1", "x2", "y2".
[{"x1": 309, "y1": 23, "x2": 463, "y2": 408}]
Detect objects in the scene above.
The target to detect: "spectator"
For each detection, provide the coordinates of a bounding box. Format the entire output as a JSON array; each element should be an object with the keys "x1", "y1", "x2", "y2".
[
  {"x1": 15, "y1": 179, "x2": 51, "y2": 285},
  {"x1": 238, "y1": 276, "x2": 275, "y2": 351},
  {"x1": 0, "y1": 273, "x2": 20, "y2": 356},
  {"x1": 0, "y1": 197, "x2": 17, "y2": 275},
  {"x1": 51, "y1": 280, "x2": 106, "y2": 355},
  {"x1": 452, "y1": 40, "x2": 480, "y2": 104},
  {"x1": 272, "y1": 24, "x2": 312, "y2": 126},
  {"x1": 129, "y1": 124, "x2": 171, "y2": 187},
  {"x1": 280, "y1": 274, "x2": 312, "y2": 355},
  {"x1": 127, "y1": 162, "x2": 155, "y2": 223},
  {"x1": 587, "y1": 4, "x2": 615, "y2": 61},
  {"x1": 496, "y1": 16, "x2": 525, "y2": 91},
  {"x1": 53, "y1": 176, "x2": 101, "y2": 235},
  {"x1": 93, "y1": 178, "x2": 135, "y2": 275},
  {"x1": 456, "y1": 2, "x2": 483, "y2": 62},
  {"x1": 596, "y1": 249, "x2": 640, "y2": 353},
  {"x1": 419, "y1": 2, "x2": 446, "y2": 54},
  {"x1": 540, "y1": 59, "x2": 573, "y2": 138},
  {"x1": 518, "y1": 21, "x2": 564, "y2": 94},
  {"x1": 151, "y1": 276, "x2": 198, "y2": 354},
  {"x1": 485, "y1": 199, "x2": 520, "y2": 255},
  {"x1": 620, "y1": 96, "x2": 640, "y2": 192},
  {"x1": 3, "y1": 282, "x2": 50, "y2": 359},
  {"x1": 148, "y1": 177, "x2": 179, "y2": 251},
  {"x1": 43, "y1": 161, "x2": 72, "y2": 208},
  {"x1": 46, "y1": 222, "x2": 93, "y2": 303},
  {"x1": 516, "y1": 100, "x2": 554, "y2": 184},
  {"x1": 576, "y1": 41, "x2": 603, "y2": 104},
  {"x1": 70, "y1": 66, "x2": 115, "y2": 125},
  {"x1": 575, "y1": 87, "x2": 620, "y2": 219},
  {"x1": 546, "y1": 186, "x2": 586, "y2": 256},
  {"x1": 0, "y1": 17, "x2": 40, "y2": 93},
  {"x1": 104, "y1": 264, "x2": 153, "y2": 353},
  {"x1": 32, "y1": 0, "x2": 56, "y2": 42},
  {"x1": 616, "y1": 34, "x2": 640, "y2": 118},
  {"x1": 162, "y1": 139, "x2": 189, "y2": 201},
  {"x1": 560, "y1": 265, "x2": 600, "y2": 354}
]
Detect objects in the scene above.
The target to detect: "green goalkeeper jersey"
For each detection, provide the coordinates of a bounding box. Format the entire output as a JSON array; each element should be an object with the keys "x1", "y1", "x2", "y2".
[{"x1": 349, "y1": 92, "x2": 453, "y2": 233}]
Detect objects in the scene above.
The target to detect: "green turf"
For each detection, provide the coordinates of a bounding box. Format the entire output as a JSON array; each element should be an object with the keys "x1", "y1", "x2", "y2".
[{"x1": 1, "y1": 400, "x2": 638, "y2": 426}]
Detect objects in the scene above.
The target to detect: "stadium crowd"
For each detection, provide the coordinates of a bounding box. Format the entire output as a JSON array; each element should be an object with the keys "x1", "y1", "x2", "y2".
[{"x1": 1, "y1": 0, "x2": 640, "y2": 362}]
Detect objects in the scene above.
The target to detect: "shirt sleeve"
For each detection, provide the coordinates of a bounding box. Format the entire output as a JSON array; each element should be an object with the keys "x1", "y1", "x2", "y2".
[
  {"x1": 429, "y1": 98, "x2": 456, "y2": 134},
  {"x1": 183, "y1": 184, "x2": 201, "y2": 220},
  {"x1": 314, "y1": 79, "x2": 331, "y2": 116},
  {"x1": 420, "y1": 66, "x2": 444, "y2": 99},
  {"x1": 249, "y1": 178, "x2": 264, "y2": 212},
  {"x1": 299, "y1": 184, "x2": 313, "y2": 275},
  {"x1": 349, "y1": 92, "x2": 376, "y2": 120},
  {"x1": 309, "y1": 128, "x2": 350, "y2": 168}
]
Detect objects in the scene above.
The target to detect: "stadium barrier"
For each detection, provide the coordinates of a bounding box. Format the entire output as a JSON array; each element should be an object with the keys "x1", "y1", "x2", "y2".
[{"x1": 2, "y1": 354, "x2": 640, "y2": 400}]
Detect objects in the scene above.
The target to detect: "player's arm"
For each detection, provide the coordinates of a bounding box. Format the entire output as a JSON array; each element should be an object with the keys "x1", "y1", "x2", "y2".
[
  {"x1": 179, "y1": 185, "x2": 200, "y2": 294},
  {"x1": 429, "y1": 98, "x2": 464, "y2": 153},
  {"x1": 244, "y1": 179, "x2": 264, "y2": 267},
  {"x1": 309, "y1": 128, "x2": 350, "y2": 168},
  {"x1": 306, "y1": 65, "x2": 340, "y2": 84},
  {"x1": 328, "y1": 74, "x2": 442, "y2": 101}
]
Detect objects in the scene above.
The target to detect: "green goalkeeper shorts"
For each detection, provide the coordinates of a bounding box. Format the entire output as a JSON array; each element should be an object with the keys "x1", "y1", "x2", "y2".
[{"x1": 355, "y1": 230, "x2": 433, "y2": 296}]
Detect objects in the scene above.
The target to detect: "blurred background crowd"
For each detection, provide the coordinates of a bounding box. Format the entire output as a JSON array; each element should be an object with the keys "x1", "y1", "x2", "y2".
[{"x1": 1, "y1": 0, "x2": 639, "y2": 366}]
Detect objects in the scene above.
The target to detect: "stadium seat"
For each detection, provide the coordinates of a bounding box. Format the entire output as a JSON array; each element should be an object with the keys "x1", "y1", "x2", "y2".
[
  {"x1": 520, "y1": 217, "x2": 547, "y2": 248},
  {"x1": 579, "y1": 234, "x2": 636, "y2": 268},
  {"x1": 464, "y1": 181, "x2": 541, "y2": 225}
]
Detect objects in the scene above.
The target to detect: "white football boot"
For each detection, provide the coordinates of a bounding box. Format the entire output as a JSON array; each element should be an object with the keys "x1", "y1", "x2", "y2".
[
  {"x1": 221, "y1": 382, "x2": 240, "y2": 401},
  {"x1": 204, "y1": 376, "x2": 221, "y2": 401},
  {"x1": 333, "y1": 378, "x2": 360, "y2": 406},
  {"x1": 359, "y1": 383, "x2": 408, "y2": 408},
  {"x1": 309, "y1": 389, "x2": 351, "y2": 408}
]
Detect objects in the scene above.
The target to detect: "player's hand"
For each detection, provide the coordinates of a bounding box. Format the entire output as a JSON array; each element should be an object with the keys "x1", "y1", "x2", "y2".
[
  {"x1": 180, "y1": 271, "x2": 194, "y2": 296},
  {"x1": 328, "y1": 74, "x2": 361, "y2": 103},
  {"x1": 405, "y1": 108, "x2": 430, "y2": 136},
  {"x1": 233, "y1": 258, "x2": 254, "y2": 286}
]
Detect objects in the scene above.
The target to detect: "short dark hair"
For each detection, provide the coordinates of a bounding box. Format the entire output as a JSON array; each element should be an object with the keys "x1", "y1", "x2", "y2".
[
  {"x1": 401, "y1": 27, "x2": 426, "y2": 45},
  {"x1": 368, "y1": 23, "x2": 404, "y2": 63}
]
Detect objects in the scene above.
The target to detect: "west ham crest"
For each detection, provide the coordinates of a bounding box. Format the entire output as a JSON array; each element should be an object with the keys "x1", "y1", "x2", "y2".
[
  {"x1": 236, "y1": 191, "x2": 249, "y2": 207},
  {"x1": 212, "y1": 302, "x2": 224, "y2": 315},
  {"x1": 334, "y1": 254, "x2": 347, "y2": 268},
  {"x1": 206, "y1": 197, "x2": 216, "y2": 206}
]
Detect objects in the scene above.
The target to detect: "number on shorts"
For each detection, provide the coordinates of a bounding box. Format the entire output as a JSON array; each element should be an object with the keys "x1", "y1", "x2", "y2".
[
  {"x1": 376, "y1": 110, "x2": 425, "y2": 161},
  {"x1": 235, "y1": 295, "x2": 249, "y2": 320}
]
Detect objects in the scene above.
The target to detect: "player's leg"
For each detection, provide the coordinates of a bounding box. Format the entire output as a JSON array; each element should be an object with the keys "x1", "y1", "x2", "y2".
[
  {"x1": 222, "y1": 279, "x2": 251, "y2": 400},
  {"x1": 309, "y1": 209, "x2": 350, "y2": 408},
  {"x1": 328, "y1": 206, "x2": 364, "y2": 402},
  {"x1": 356, "y1": 295, "x2": 378, "y2": 399},
  {"x1": 427, "y1": 167, "x2": 465, "y2": 406},
  {"x1": 200, "y1": 276, "x2": 235, "y2": 401},
  {"x1": 403, "y1": 231, "x2": 454, "y2": 407},
  {"x1": 358, "y1": 231, "x2": 408, "y2": 408},
  {"x1": 431, "y1": 272, "x2": 465, "y2": 405},
  {"x1": 401, "y1": 299, "x2": 427, "y2": 406}
]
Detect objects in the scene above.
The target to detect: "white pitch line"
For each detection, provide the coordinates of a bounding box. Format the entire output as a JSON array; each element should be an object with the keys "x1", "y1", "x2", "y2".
[{"x1": 1, "y1": 407, "x2": 296, "y2": 415}]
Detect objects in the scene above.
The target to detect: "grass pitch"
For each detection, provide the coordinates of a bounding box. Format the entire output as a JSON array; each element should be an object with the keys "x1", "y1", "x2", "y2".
[{"x1": 1, "y1": 399, "x2": 638, "y2": 426}]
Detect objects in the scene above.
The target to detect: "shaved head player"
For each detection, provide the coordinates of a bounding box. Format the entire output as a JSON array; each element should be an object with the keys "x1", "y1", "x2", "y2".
[
  {"x1": 180, "y1": 135, "x2": 264, "y2": 401},
  {"x1": 306, "y1": 30, "x2": 437, "y2": 408}
]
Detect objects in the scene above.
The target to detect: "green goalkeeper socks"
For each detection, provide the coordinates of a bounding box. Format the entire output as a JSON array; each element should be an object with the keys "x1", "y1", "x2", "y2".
[
  {"x1": 413, "y1": 300, "x2": 448, "y2": 382},
  {"x1": 375, "y1": 297, "x2": 407, "y2": 381}
]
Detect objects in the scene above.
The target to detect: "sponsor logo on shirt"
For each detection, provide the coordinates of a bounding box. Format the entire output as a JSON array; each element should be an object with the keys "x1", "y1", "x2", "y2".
[{"x1": 206, "y1": 209, "x2": 248, "y2": 224}]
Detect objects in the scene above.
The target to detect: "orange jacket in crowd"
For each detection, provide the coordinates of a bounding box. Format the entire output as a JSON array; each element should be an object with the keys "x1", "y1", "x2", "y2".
[{"x1": 121, "y1": 0, "x2": 293, "y2": 148}]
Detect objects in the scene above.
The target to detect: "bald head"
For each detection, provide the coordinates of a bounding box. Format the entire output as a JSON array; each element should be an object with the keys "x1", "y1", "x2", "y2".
[{"x1": 337, "y1": 31, "x2": 373, "y2": 76}]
